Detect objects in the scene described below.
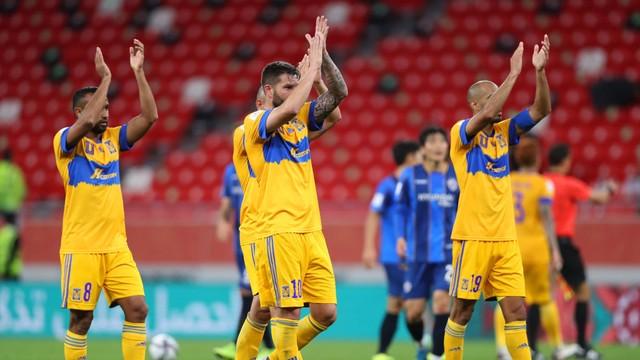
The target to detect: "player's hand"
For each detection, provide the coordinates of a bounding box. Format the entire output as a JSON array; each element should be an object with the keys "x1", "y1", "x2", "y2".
[
  {"x1": 509, "y1": 41, "x2": 524, "y2": 76},
  {"x1": 396, "y1": 237, "x2": 407, "y2": 259},
  {"x1": 305, "y1": 17, "x2": 325, "y2": 73},
  {"x1": 130, "y1": 39, "x2": 145, "y2": 73},
  {"x1": 362, "y1": 247, "x2": 377, "y2": 269},
  {"x1": 216, "y1": 222, "x2": 231, "y2": 243},
  {"x1": 552, "y1": 247, "x2": 563, "y2": 271},
  {"x1": 95, "y1": 47, "x2": 111, "y2": 79},
  {"x1": 532, "y1": 34, "x2": 550, "y2": 72}
]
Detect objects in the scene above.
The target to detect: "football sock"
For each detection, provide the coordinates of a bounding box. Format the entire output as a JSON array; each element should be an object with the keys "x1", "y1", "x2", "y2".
[
  {"x1": 235, "y1": 315, "x2": 266, "y2": 360},
  {"x1": 64, "y1": 330, "x2": 87, "y2": 360},
  {"x1": 444, "y1": 319, "x2": 466, "y2": 360},
  {"x1": 406, "y1": 318, "x2": 424, "y2": 343},
  {"x1": 494, "y1": 305, "x2": 507, "y2": 350},
  {"x1": 296, "y1": 315, "x2": 327, "y2": 350},
  {"x1": 271, "y1": 317, "x2": 300, "y2": 360},
  {"x1": 263, "y1": 322, "x2": 275, "y2": 349},
  {"x1": 122, "y1": 321, "x2": 146, "y2": 360},
  {"x1": 504, "y1": 320, "x2": 531, "y2": 360},
  {"x1": 527, "y1": 305, "x2": 540, "y2": 352},
  {"x1": 378, "y1": 312, "x2": 399, "y2": 353},
  {"x1": 431, "y1": 314, "x2": 449, "y2": 356},
  {"x1": 541, "y1": 301, "x2": 563, "y2": 347},
  {"x1": 576, "y1": 301, "x2": 588, "y2": 348},
  {"x1": 234, "y1": 294, "x2": 253, "y2": 342}
]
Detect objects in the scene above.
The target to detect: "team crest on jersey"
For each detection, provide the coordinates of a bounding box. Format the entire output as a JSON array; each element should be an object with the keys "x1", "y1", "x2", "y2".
[
  {"x1": 447, "y1": 178, "x2": 459, "y2": 192},
  {"x1": 72, "y1": 288, "x2": 82, "y2": 302},
  {"x1": 461, "y1": 279, "x2": 469, "y2": 291},
  {"x1": 281, "y1": 285, "x2": 290, "y2": 299},
  {"x1": 105, "y1": 140, "x2": 116, "y2": 154}
]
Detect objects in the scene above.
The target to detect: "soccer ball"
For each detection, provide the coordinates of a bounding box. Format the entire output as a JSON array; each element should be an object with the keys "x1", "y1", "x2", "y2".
[{"x1": 148, "y1": 333, "x2": 179, "y2": 360}]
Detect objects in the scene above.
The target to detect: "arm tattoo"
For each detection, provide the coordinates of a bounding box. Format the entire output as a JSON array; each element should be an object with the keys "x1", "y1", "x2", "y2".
[{"x1": 313, "y1": 52, "x2": 348, "y2": 121}]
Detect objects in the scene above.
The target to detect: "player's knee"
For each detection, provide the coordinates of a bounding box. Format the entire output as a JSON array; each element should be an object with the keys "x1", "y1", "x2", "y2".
[
  {"x1": 577, "y1": 283, "x2": 590, "y2": 301},
  {"x1": 124, "y1": 301, "x2": 148, "y2": 322},
  {"x1": 69, "y1": 310, "x2": 94, "y2": 334},
  {"x1": 450, "y1": 301, "x2": 474, "y2": 325},
  {"x1": 386, "y1": 297, "x2": 403, "y2": 314},
  {"x1": 432, "y1": 293, "x2": 451, "y2": 314},
  {"x1": 311, "y1": 304, "x2": 337, "y2": 327},
  {"x1": 501, "y1": 300, "x2": 527, "y2": 322},
  {"x1": 252, "y1": 306, "x2": 271, "y2": 324}
]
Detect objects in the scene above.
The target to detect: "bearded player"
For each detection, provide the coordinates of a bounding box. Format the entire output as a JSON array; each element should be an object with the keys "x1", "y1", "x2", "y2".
[
  {"x1": 444, "y1": 35, "x2": 551, "y2": 360},
  {"x1": 54, "y1": 40, "x2": 157, "y2": 360}
]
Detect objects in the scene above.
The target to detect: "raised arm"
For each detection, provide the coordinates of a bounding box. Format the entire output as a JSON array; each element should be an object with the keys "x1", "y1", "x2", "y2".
[
  {"x1": 126, "y1": 39, "x2": 159, "y2": 145},
  {"x1": 65, "y1": 48, "x2": 111, "y2": 149},
  {"x1": 540, "y1": 202, "x2": 562, "y2": 271},
  {"x1": 263, "y1": 20, "x2": 324, "y2": 134},
  {"x1": 312, "y1": 45, "x2": 348, "y2": 122},
  {"x1": 309, "y1": 79, "x2": 342, "y2": 141},
  {"x1": 528, "y1": 34, "x2": 552, "y2": 124},
  {"x1": 464, "y1": 42, "x2": 523, "y2": 140}
]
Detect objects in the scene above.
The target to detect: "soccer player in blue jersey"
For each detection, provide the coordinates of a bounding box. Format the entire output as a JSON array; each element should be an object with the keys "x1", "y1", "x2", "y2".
[
  {"x1": 363, "y1": 141, "x2": 420, "y2": 360},
  {"x1": 395, "y1": 126, "x2": 459, "y2": 360}
]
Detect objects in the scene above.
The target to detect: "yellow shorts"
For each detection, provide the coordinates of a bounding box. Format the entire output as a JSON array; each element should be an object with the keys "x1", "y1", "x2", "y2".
[
  {"x1": 240, "y1": 232, "x2": 260, "y2": 296},
  {"x1": 257, "y1": 231, "x2": 336, "y2": 308},
  {"x1": 60, "y1": 250, "x2": 144, "y2": 310},
  {"x1": 449, "y1": 240, "x2": 525, "y2": 300},
  {"x1": 523, "y1": 260, "x2": 551, "y2": 304}
]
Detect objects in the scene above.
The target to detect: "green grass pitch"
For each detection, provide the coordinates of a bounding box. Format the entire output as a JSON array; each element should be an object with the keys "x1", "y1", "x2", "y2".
[{"x1": 1, "y1": 339, "x2": 638, "y2": 359}]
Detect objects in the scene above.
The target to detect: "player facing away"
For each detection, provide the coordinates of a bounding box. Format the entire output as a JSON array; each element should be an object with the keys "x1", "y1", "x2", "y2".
[
  {"x1": 545, "y1": 144, "x2": 616, "y2": 360},
  {"x1": 233, "y1": 74, "x2": 342, "y2": 359},
  {"x1": 444, "y1": 35, "x2": 552, "y2": 360},
  {"x1": 395, "y1": 127, "x2": 459, "y2": 360},
  {"x1": 363, "y1": 141, "x2": 420, "y2": 360},
  {"x1": 494, "y1": 136, "x2": 578, "y2": 360},
  {"x1": 53, "y1": 41, "x2": 157, "y2": 360},
  {"x1": 242, "y1": 16, "x2": 347, "y2": 359}
]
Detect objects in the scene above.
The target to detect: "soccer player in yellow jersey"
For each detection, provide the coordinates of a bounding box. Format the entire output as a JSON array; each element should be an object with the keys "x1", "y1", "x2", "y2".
[
  {"x1": 494, "y1": 136, "x2": 578, "y2": 360},
  {"x1": 234, "y1": 80, "x2": 341, "y2": 360},
  {"x1": 444, "y1": 35, "x2": 551, "y2": 360},
  {"x1": 53, "y1": 41, "x2": 157, "y2": 360},
  {"x1": 241, "y1": 16, "x2": 347, "y2": 359}
]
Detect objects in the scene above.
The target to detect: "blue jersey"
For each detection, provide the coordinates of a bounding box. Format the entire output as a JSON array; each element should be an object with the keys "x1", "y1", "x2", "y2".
[
  {"x1": 221, "y1": 163, "x2": 243, "y2": 253},
  {"x1": 370, "y1": 176, "x2": 401, "y2": 264},
  {"x1": 394, "y1": 164, "x2": 459, "y2": 263}
]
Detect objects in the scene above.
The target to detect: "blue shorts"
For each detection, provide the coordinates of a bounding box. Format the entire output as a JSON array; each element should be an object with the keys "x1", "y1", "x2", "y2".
[
  {"x1": 234, "y1": 250, "x2": 251, "y2": 291},
  {"x1": 383, "y1": 263, "x2": 405, "y2": 297},
  {"x1": 403, "y1": 262, "x2": 451, "y2": 300}
]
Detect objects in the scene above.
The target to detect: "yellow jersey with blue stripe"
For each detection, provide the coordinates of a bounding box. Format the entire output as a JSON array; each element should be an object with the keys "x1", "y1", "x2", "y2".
[
  {"x1": 232, "y1": 125, "x2": 261, "y2": 244},
  {"x1": 512, "y1": 171, "x2": 554, "y2": 263},
  {"x1": 243, "y1": 101, "x2": 322, "y2": 236},
  {"x1": 450, "y1": 109, "x2": 533, "y2": 241},
  {"x1": 53, "y1": 125, "x2": 132, "y2": 253}
]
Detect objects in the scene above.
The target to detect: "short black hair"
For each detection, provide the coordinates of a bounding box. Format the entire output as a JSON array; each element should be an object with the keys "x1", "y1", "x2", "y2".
[
  {"x1": 72, "y1": 86, "x2": 98, "y2": 111},
  {"x1": 548, "y1": 143, "x2": 571, "y2": 166},
  {"x1": 392, "y1": 141, "x2": 420, "y2": 166},
  {"x1": 260, "y1": 61, "x2": 299, "y2": 87},
  {"x1": 419, "y1": 125, "x2": 448, "y2": 145}
]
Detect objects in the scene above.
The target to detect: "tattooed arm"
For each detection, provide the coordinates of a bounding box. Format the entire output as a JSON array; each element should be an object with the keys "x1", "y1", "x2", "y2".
[{"x1": 312, "y1": 50, "x2": 348, "y2": 122}]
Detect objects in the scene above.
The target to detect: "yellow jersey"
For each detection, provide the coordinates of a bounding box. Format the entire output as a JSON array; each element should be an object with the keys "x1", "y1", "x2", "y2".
[
  {"x1": 232, "y1": 125, "x2": 261, "y2": 244},
  {"x1": 243, "y1": 101, "x2": 322, "y2": 236},
  {"x1": 511, "y1": 171, "x2": 554, "y2": 264},
  {"x1": 53, "y1": 126, "x2": 131, "y2": 253},
  {"x1": 450, "y1": 110, "x2": 533, "y2": 241}
]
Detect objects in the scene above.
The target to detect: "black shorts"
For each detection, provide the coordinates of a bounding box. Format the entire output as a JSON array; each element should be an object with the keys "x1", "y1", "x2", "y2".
[{"x1": 558, "y1": 236, "x2": 587, "y2": 290}]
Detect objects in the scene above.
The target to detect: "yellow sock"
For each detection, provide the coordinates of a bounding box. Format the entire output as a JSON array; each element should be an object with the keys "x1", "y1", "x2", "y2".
[
  {"x1": 270, "y1": 317, "x2": 301, "y2": 360},
  {"x1": 64, "y1": 330, "x2": 87, "y2": 360},
  {"x1": 444, "y1": 319, "x2": 466, "y2": 360},
  {"x1": 494, "y1": 305, "x2": 507, "y2": 350},
  {"x1": 235, "y1": 316, "x2": 267, "y2": 360},
  {"x1": 296, "y1": 315, "x2": 327, "y2": 350},
  {"x1": 504, "y1": 320, "x2": 531, "y2": 360},
  {"x1": 541, "y1": 301, "x2": 563, "y2": 347},
  {"x1": 122, "y1": 321, "x2": 146, "y2": 360}
]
